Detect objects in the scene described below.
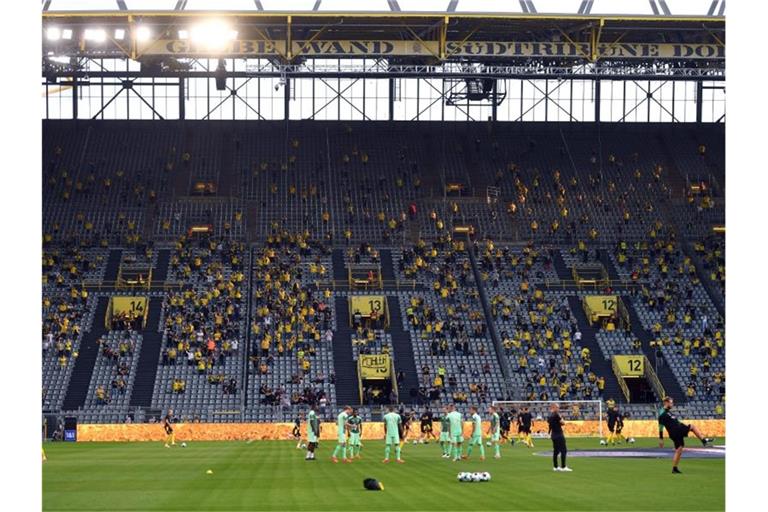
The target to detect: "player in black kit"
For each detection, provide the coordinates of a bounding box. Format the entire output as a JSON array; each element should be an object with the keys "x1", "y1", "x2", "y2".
[
  {"x1": 517, "y1": 407, "x2": 533, "y2": 447},
  {"x1": 606, "y1": 405, "x2": 623, "y2": 445},
  {"x1": 547, "y1": 403, "x2": 571, "y2": 472},
  {"x1": 163, "y1": 409, "x2": 176, "y2": 448},
  {"x1": 499, "y1": 407, "x2": 512, "y2": 444},
  {"x1": 658, "y1": 397, "x2": 714, "y2": 473},
  {"x1": 293, "y1": 413, "x2": 304, "y2": 449},
  {"x1": 418, "y1": 408, "x2": 435, "y2": 443}
]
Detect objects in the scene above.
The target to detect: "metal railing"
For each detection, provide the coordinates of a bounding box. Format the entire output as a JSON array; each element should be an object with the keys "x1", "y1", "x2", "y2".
[
  {"x1": 611, "y1": 357, "x2": 631, "y2": 402},
  {"x1": 643, "y1": 355, "x2": 666, "y2": 400}
]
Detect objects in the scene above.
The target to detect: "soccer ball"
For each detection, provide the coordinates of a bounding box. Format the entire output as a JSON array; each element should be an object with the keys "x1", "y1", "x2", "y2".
[
  {"x1": 486, "y1": 441, "x2": 492, "y2": 447},
  {"x1": 181, "y1": 442, "x2": 187, "y2": 448},
  {"x1": 412, "y1": 440, "x2": 418, "y2": 445},
  {"x1": 457, "y1": 472, "x2": 472, "y2": 482},
  {"x1": 471, "y1": 472, "x2": 483, "y2": 482},
  {"x1": 300, "y1": 443, "x2": 307, "y2": 449},
  {"x1": 627, "y1": 438, "x2": 635, "y2": 444},
  {"x1": 480, "y1": 472, "x2": 491, "y2": 482},
  {"x1": 599, "y1": 439, "x2": 607, "y2": 445}
]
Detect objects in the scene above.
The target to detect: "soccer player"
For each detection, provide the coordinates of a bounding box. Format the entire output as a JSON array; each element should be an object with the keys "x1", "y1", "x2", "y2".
[
  {"x1": 548, "y1": 403, "x2": 571, "y2": 472},
  {"x1": 163, "y1": 409, "x2": 176, "y2": 448},
  {"x1": 658, "y1": 396, "x2": 714, "y2": 474},
  {"x1": 305, "y1": 405, "x2": 320, "y2": 461},
  {"x1": 487, "y1": 405, "x2": 502, "y2": 458},
  {"x1": 499, "y1": 406, "x2": 512, "y2": 445},
  {"x1": 438, "y1": 406, "x2": 452, "y2": 458},
  {"x1": 347, "y1": 408, "x2": 363, "y2": 459},
  {"x1": 447, "y1": 404, "x2": 464, "y2": 461},
  {"x1": 332, "y1": 405, "x2": 352, "y2": 463},
  {"x1": 517, "y1": 406, "x2": 534, "y2": 447},
  {"x1": 606, "y1": 404, "x2": 621, "y2": 445},
  {"x1": 418, "y1": 408, "x2": 435, "y2": 443},
  {"x1": 399, "y1": 408, "x2": 412, "y2": 449},
  {"x1": 383, "y1": 406, "x2": 404, "y2": 463},
  {"x1": 466, "y1": 406, "x2": 486, "y2": 460},
  {"x1": 293, "y1": 412, "x2": 304, "y2": 449}
]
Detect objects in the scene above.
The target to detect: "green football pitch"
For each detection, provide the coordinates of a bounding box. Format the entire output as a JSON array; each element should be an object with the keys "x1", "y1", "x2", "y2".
[{"x1": 42, "y1": 437, "x2": 724, "y2": 511}]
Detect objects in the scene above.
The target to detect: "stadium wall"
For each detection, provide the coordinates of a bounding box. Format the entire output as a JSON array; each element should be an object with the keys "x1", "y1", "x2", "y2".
[{"x1": 76, "y1": 420, "x2": 725, "y2": 442}]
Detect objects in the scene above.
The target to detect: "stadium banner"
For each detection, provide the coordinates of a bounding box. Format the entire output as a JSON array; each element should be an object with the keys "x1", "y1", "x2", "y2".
[
  {"x1": 76, "y1": 420, "x2": 725, "y2": 442},
  {"x1": 359, "y1": 354, "x2": 391, "y2": 379},
  {"x1": 349, "y1": 295, "x2": 386, "y2": 318},
  {"x1": 613, "y1": 355, "x2": 645, "y2": 377},
  {"x1": 138, "y1": 40, "x2": 722, "y2": 60}
]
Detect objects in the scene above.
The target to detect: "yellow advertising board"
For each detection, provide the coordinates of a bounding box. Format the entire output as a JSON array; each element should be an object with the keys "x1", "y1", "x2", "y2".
[
  {"x1": 111, "y1": 296, "x2": 148, "y2": 317},
  {"x1": 349, "y1": 295, "x2": 386, "y2": 318},
  {"x1": 613, "y1": 355, "x2": 645, "y2": 377},
  {"x1": 359, "y1": 354, "x2": 391, "y2": 380}
]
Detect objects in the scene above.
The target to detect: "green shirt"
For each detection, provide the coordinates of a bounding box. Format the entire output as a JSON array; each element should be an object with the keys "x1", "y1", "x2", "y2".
[
  {"x1": 337, "y1": 411, "x2": 349, "y2": 433},
  {"x1": 471, "y1": 413, "x2": 482, "y2": 437},
  {"x1": 447, "y1": 410, "x2": 463, "y2": 436},
  {"x1": 308, "y1": 410, "x2": 319, "y2": 436},
  {"x1": 440, "y1": 415, "x2": 450, "y2": 433},
  {"x1": 383, "y1": 412, "x2": 402, "y2": 437},
  {"x1": 347, "y1": 416, "x2": 362, "y2": 434},
  {"x1": 490, "y1": 412, "x2": 500, "y2": 435}
]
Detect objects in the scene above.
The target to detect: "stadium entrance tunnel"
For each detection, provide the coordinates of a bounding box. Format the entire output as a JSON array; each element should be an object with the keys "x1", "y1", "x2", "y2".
[{"x1": 533, "y1": 446, "x2": 725, "y2": 459}]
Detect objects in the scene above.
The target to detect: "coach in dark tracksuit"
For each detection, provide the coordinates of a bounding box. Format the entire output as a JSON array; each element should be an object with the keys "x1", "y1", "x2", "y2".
[{"x1": 548, "y1": 403, "x2": 571, "y2": 472}]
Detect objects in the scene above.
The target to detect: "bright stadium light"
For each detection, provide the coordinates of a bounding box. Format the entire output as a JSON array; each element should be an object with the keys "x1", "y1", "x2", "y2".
[
  {"x1": 114, "y1": 28, "x2": 126, "y2": 40},
  {"x1": 84, "y1": 28, "x2": 107, "y2": 43},
  {"x1": 62, "y1": 29, "x2": 73, "y2": 40},
  {"x1": 191, "y1": 20, "x2": 237, "y2": 50},
  {"x1": 136, "y1": 26, "x2": 151, "y2": 42},
  {"x1": 178, "y1": 29, "x2": 189, "y2": 40},
  {"x1": 46, "y1": 27, "x2": 61, "y2": 41}
]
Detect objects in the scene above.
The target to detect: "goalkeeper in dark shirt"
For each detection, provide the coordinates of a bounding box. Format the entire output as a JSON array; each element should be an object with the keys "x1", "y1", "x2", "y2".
[{"x1": 658, "y1": 397, "x2": 714, "y2": 473}]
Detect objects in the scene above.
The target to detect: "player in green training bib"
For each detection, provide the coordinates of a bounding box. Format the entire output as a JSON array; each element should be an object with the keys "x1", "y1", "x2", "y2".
[
  {"x1": 305, "y1": 406, "x2": 320, "y2": 461},
  {"x1": 466, "y1": 406, "x2": 486, "y2": 460},
  {"x1": 332, "y1": 405, "x2": 352, "y2": 463},
  {"x1": 447, "y1": 404, "x2": 464, "y2": 461},
  {"x1": 346, "y1": 408, "x2": 363, "y2": 459},
  {"x1": 383, "y1": 405, "x2": 404, "y2": 463},
  {"x1": 439, "y1": 405, "x2": 452, "y2": 458},
  {"x1": 487, "y1": 405, "x2": 501, "y2": 458}
]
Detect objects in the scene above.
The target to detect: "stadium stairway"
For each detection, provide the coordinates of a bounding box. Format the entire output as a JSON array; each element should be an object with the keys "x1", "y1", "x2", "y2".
[
  {"x1": 386, "y1": 295, "x2": 420, "y2": 402},
  {"x1": 104, "y1": 249, "x2": 123, "y2": 282},
  {"x1": 566, "y1": 296, "x2": 627, "y2": 404},
  {"x1": 379, "y1": 249, "x2": 397, "y2": 288},
  {"x1": 331, "y1": 296, "x2": 361, "y2": 405},
  {"x1": 331, "y1": 249, "x2": 347, "y2": 282},
  {"x1": 61, "y1": 297, "x2": 110, "y2": 411},
  {"x1": 624, "y1": 302, "x2": 685, "y2": 402},
  {"x1": 598, "y1": 250, "x2": 621, "y2": 281},
  {"x1": 552, "y1": 250, "x2": 572, "y2": 280},
  {"x1": 152, "y1": 249, "x2": 171, "y2": 283},
  {"x1": 128, "y1": 298, "x2": 164, "y2": 408},
  {"x1": 683, "y1": 243, "x2": 725, "y2": 317}
]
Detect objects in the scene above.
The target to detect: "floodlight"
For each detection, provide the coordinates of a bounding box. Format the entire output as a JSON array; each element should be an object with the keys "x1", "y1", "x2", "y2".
[
  {"x1": 84, "y1": 29, "x2": 107, "y2": 43},
  {"x1": 191, "y1": 20, "x2": 237, "y2": 51},
  {"x1": 46, "y1": 27, "x2": 61, "y2": 41},
  {"x1": 178, "y1": 29, "x2": 189, "y2": 40},
  {"x1": 136, "y1": 26, "x2": 151, "y2": 42},
  {"x1": 62, "y1": 29, "x2": 73, "y2": 40},
  {"x1": 114, "y1": 29, "x2": 126, "y2": 40}
]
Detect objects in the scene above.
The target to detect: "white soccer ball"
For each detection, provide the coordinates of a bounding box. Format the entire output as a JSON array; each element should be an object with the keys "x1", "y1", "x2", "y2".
[
  {"x1": 627, "y1": 438, "x2": 635, "y2": 444},
  {"x1": 480, "y1": 472, "x2": 491, "y2": 482},
  {"x1": 457, "y1": 472, "x2": 470, "y2": 482},
  {"x1": 486, "y1": 441, "x2": 492, "y2": 447},
  {"x1": 300, "y1": 443, "x2": 307, "y2": 449},
  {"x1": 599, "y1": 439, "x2": 607, "y2": 445},
  {"x1": 471, "y1": 472, "x2": 483, "y2": 482},
  {"x1": 412, "y1": 440, "x2": 418, "y2": 445},
  {"x1": 181, "y1": 442, "x2": 187, "y2": 447}
]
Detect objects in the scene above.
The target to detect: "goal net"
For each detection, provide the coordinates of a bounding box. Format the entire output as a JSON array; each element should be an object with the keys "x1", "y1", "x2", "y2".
[{"x1": 491, "y1": 400, "x2": 603, "y2": 439}]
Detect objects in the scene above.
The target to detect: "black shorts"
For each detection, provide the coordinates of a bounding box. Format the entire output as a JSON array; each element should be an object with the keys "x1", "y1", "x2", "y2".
[
  {"x1": 421, "y1": 423, "x2": 432, "y2": 433},
  {"x1": 670, "y1": 424, "x2": 692, "y2": 448},
  {"x1": 519, "y1": 425, "x2": 531, "y2": 434},
  {"x1": 164, "y1": 425, "x2": 173, "y2": 435},
  {"x1": 292, "y1": 426, "x2": 300, "y2": 438},
  {"x1": 607, "y1": 421, "x2": 616, "y2": 433}
]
